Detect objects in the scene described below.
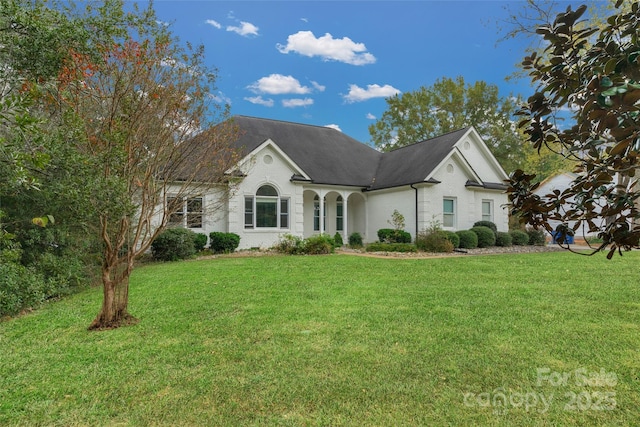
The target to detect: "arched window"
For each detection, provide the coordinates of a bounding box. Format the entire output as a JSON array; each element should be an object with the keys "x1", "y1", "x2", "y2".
[
  {"x1": 313, "y1": 195, "x2": 327, "y2": 232},
  {"x1": 244, "y1": 185, "x2": 289, "y2": 229}
]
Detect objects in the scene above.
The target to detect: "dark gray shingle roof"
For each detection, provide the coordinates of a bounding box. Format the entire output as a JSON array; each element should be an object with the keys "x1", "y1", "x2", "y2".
[
  {"x1": 229, "y1": 116, "x2": 475, "y2": 190},
  {"x1": 231, "y1": 116, "x2": 380, "y2": 187}
]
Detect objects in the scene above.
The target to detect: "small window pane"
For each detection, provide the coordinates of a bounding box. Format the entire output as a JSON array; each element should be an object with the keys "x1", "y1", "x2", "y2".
[
  {"x1": 167, "y1": 196, "x2": 184, "y2": 226},
  {"x1": 280, "y1": 198, "x2": 289, "y2": 229},
  {"x1": 482, "y1": 200, "x2": 492, "y2": 222},
  {"x1": 187, "y1": 197, "x2": 203, "y2": 228},
  {"x1": 443, "y1": 198, "x2": 455, "y2": 228},
  {"x1": 244, "y1": 197, "x2": 254, "y2": 228}
]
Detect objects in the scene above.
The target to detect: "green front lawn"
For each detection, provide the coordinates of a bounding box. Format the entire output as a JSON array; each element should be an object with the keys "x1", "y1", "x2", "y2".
[{"x1": 1, "y1": 252, "x2": 639, "y2": 425}]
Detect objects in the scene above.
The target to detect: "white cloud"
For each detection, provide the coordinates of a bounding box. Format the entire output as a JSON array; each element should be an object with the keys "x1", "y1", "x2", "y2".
[
  {"x1": 244, "y1": 96, "x2": 274, "y2": 107},
  {"x1": 205, "y1": 19, "x2": 222, "y2": 29},
  {"x1": 156, "y1": 20, "x2": 169, "y2": 27},
  {"x1": 282, "y1": 98, "x2": 314, "y2": 108},
  {"x1": 344, "y1": 84, "x2": 400, "y2": 103},
  {"x1": 301, "y1": 18, "x2": 308, "y2": 23},
  {"x1": 248, "y1": 74, "x2": 312, "y2": 95},
  {"x1": 366, "y1": 113, "x2": 376, "y2": 120},
  {"x1": 324, "y1": 124, "x2": 342, "y2": 132},
  {"x1": 227, "y1": 21, "x2": 259, "y2": 37},
  {"x1": 311, "y1": 81, "x2": 326, "y2": 92},
  {"x1": 210, "y1": 91, "x2": 232, "y2": 105},
  {"x1": 276, "y1": 31, "x2": 376, "y2": 66}
]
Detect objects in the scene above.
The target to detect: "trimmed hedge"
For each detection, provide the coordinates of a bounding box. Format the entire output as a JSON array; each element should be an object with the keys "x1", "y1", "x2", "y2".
[
  {"x1": 495, "y1": 231, "x2": 513, "y2": 247},
  {"x1": 471, "y1": 226, "x2": 496, "y2": 248},
  {"x1": 527, "y1": 228, "x2": 547, "y2": 246},
  {"x1": 377, "y1": 228, "x2": 412, "y2": 244},
  {"x1": 443, "y1": 230, "x2": 460, "y2": 248},
  {"x1": 194, "y1": 233, "x2": 208, "y2": 252},
  {"x1": 333, "y1": 232, "x2": 344, "y2": 247},
  {"x1": 366, "y1": 242, "x2": 417, "y2": 253},
  {"x1": 473, "y1": 221, "x2": 497, "y2": 235},
  {"x1": 152, "y1": 228, "x2": 197, "y2": 261},
  {"x1": 209, "y1": 232, "x2": 240, "y2": 254},
  {"x1": 348, "y1": 232, "x2": 363, "y2": 248},
  {"x1": 456, "y1": 230, "x2": 478, "y2": 249},
  {"x1": 273, "y1": 234, "x2": 335, "y2": 255},
  {"x1": 510, "y1": 230, "x2": 529, "y2": 245}
]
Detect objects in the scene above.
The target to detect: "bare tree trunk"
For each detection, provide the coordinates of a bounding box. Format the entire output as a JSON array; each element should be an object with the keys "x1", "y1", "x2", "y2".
[{"x1": 88, "y1": 258, "x2": 137, "y2": 330}]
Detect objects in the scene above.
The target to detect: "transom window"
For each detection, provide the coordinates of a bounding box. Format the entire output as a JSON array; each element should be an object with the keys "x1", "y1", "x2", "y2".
[
  {"x1": 167, "y1": 195, "x2": 203, "y2": 228},
  {"x1": 443, "y1": 197, "x2": 456, "y2": 228},
  {"x1": 245, "y1": 185, "x2": 289, "y2": 229}
]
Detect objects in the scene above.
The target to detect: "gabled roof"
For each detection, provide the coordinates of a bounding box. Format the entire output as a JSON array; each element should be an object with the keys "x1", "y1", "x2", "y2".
[
  {"x1": 230, "y1": 116, "x2": 380, "y2": 187},
  {"x1": 226, "y1": 116, "x2": 502, "y2": 191},
  {"x1": 368, "y1": 127, "x2": 470, "y2": 190}
]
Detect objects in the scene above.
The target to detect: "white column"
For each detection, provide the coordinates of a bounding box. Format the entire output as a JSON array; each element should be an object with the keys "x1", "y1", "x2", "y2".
[
  {"x1": 343, "y1": 192, "x2": 348, "y2": 240},
  {"x1": 319, "y1": 190, "x2": 325, "y2": 234}
]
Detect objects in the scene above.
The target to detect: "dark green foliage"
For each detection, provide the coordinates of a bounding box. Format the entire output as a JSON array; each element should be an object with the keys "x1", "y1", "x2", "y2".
[
  {"x1": 151, "y1": 228, "x2": 197, "y2": 261},
  {"x1": 456, "y1": 230, "x2": 478, "y2": 249},
  {"x1": 194, "y1": 233, "x2": 208, "y2": 252},
  {"x1": 304, "y1": 235, "x2": 335, "y2": 255},
  {"x1": 443, "y1": 231, "x2": 460, "y2": 248},
  {"x1": 209, "y1": 232, "x2": 241, "y2": 254},
  {"x1": 348, "y1": 232, "x2": 363, "y2": 248},
  {"x1": 471, "y1": 226, "x2": 496, "y2": 248},
  {"x1": 495, "y1": 231, "x2": 513, "y2": 247},
  {"x1": 510, "y1": 230, "x2": 529, "y2": 246},
  {"x1": 365, "y1": 243, "x2": 417, "y2": 253},
  {"x1": 526, "y1": 228, "x2": 547, "y2": 246},
  {"x1": 415, "y1": 230, "x2": 454, "y2": 253},
  {"x1": 473, "y1": 221, "x2": 498, "y2": 235},
  {"x1": 377, "y1": 228, "x2": 412, "y2": 244},
  {"x1": 333, "y1": 232, "x2": 344, "y2": 247},
  {"x1": 0, "y1": 262, "x2": 47, "y2": 316}
]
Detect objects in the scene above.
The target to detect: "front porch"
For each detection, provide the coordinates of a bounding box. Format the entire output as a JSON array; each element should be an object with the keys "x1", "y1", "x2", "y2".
[{"x1": 302, "y1": 189, "x2": 366, "y2": 242}]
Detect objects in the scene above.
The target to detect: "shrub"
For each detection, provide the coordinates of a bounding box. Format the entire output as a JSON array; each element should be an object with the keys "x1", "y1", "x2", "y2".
[
  {"x1": 194, "y1": 233, "x2": 208, "y2": 252},
  {"x1": 495, "y1": 231, "x2": 513, "y2": 247},
  {"x1": 526, "y1": 228, "x2": 547, "y2": 246},
  {"x1": 273, "y1": 234, "x2": 305, "y2": 255},
  {"x1": 509, "y1": 230, "x2": 529, "y2": 245},
  {"x1": 304, "y1": 234, "x2": 335, "y2": 255},
  {"x1": 209, "y1": 232, "x2": 240, "y2": 254},
  {"x1": 348, "y1": 232, "x2": 363, "y2": 248},
  {"x1": 366, "y1": 242, "x2": 417, "y2": 253},
  {"x1": 333, "y1": 232, "x2": 344, "y2": 247},
  {"x1": 377, "y1": 228, "x2": 411, "y2": 244},
  {"x1": 473, "y1": 221, "x2": 498, "y2": 235},
  {"x1": 0, "y1": 262, "x2": 48, "y2": 317},
  {"x1": 152, "y1": 228, "x2": 197, "y2": 261},
  {"x1": 456, "y1": 230, "x2": 478, "y2": 249},
  {"x1": 471, "y1": 226, "x2": 496, "y2": 248},
  {"x1": 443, "y1": 230, "x2": 460, "y2": 248},
  {"x1": 415, "y1": 230, "x2": 454, "y2": 253}
]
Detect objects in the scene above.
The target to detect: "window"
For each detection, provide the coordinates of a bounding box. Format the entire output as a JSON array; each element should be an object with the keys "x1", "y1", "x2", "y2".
[
  {"x1": 313, "y1": 195, "x2": 326, "y2": 231},
  {"x1": 336, "y1": 196, "x2": 344, "y2": 231},
  {"x1": 245, "y1": 185, "x2": 289, "y2": 229},
  {"x1": 443, "y1": 198, "x2": 456, "y2": 228},
  {"x1": 167, "y1": 196, "x2": 203, "y2": 228},
  {"x1": 482, "y1": 200, "x2": 493, "y2": 222}
]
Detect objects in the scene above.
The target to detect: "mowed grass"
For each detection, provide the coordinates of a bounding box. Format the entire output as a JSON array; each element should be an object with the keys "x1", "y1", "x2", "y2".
[{"x1": 1, "y1": 252, "x2": 639, "y2": 426}]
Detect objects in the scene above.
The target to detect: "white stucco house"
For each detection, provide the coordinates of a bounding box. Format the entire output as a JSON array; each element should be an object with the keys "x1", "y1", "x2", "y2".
[{"x1": 166, "y1": 116, "x2": 510, "y2": 249}]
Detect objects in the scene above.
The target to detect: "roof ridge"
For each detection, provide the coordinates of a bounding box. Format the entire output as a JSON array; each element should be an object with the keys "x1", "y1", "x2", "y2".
[
  {"x1": 386, "y1": 126, "x2": 471, "y2": 153},
  {"x1": 233, "y1": 115, "x2": 345, "y2": 134}
]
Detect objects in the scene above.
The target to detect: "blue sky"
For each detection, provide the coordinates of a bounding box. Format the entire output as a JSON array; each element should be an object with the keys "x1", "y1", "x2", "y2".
[{"x1": 148, "y1": 1, "x2": 577, "y2": 144}]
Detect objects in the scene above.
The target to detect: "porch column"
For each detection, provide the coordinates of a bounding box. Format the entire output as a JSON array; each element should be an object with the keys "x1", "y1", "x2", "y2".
[
  {"x1": 319, "y1": 190, "x2": 325, "y2": 234},
  {"x1": 342, "y1": 191, "x2": 348, "y2": 240}
]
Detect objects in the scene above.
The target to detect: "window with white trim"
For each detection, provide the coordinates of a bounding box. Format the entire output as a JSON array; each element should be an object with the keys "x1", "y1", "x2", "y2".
[
  {"x1": 482, "y1": 200, "x2": 493, "y2": 222},
  {"x1": 443, "y1": 197, "x2": 456, "y2": 228},
  {"x1": 313, "y1": 195, "x2": 327, "y2": 231},
  {"x1": 245, "y1": 185, "x2": 289, "y2": 229},
  {"x1": 336, "y1": 196, "x2": 344, "y2": 231},
  {"x1": 167, "y1": 196, "x2": 203, "y2": 228}
]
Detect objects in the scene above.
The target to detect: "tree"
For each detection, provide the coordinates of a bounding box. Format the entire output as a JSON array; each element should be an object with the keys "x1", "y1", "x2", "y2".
[
  {"x1": 508, "y1": 2, "x2": 640, "y2": 258},
  {"x1": 3, "y1": 0, "x2": 240, "y2": 328},
  {"x1": 368, "y1": 76, "x2": 524, "y2": 174}
]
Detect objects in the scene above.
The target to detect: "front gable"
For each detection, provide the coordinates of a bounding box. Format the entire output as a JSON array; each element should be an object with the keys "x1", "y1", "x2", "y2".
[
  {"x1": 450, "y1": 128, "x2": 509, "y2": 186},
  {"x1": 234, "y1": 138, "x2": 310, "y2": 182}
]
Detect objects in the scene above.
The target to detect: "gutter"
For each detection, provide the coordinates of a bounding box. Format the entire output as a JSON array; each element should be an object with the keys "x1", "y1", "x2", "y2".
[{"x1": 410, "y1": 183, "x2": 419, "y2": 236}]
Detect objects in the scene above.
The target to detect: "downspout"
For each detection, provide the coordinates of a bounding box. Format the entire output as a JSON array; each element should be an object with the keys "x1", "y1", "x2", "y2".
[{"x1": 410, "y1": 184, "x2": 418, "y2": 238}]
